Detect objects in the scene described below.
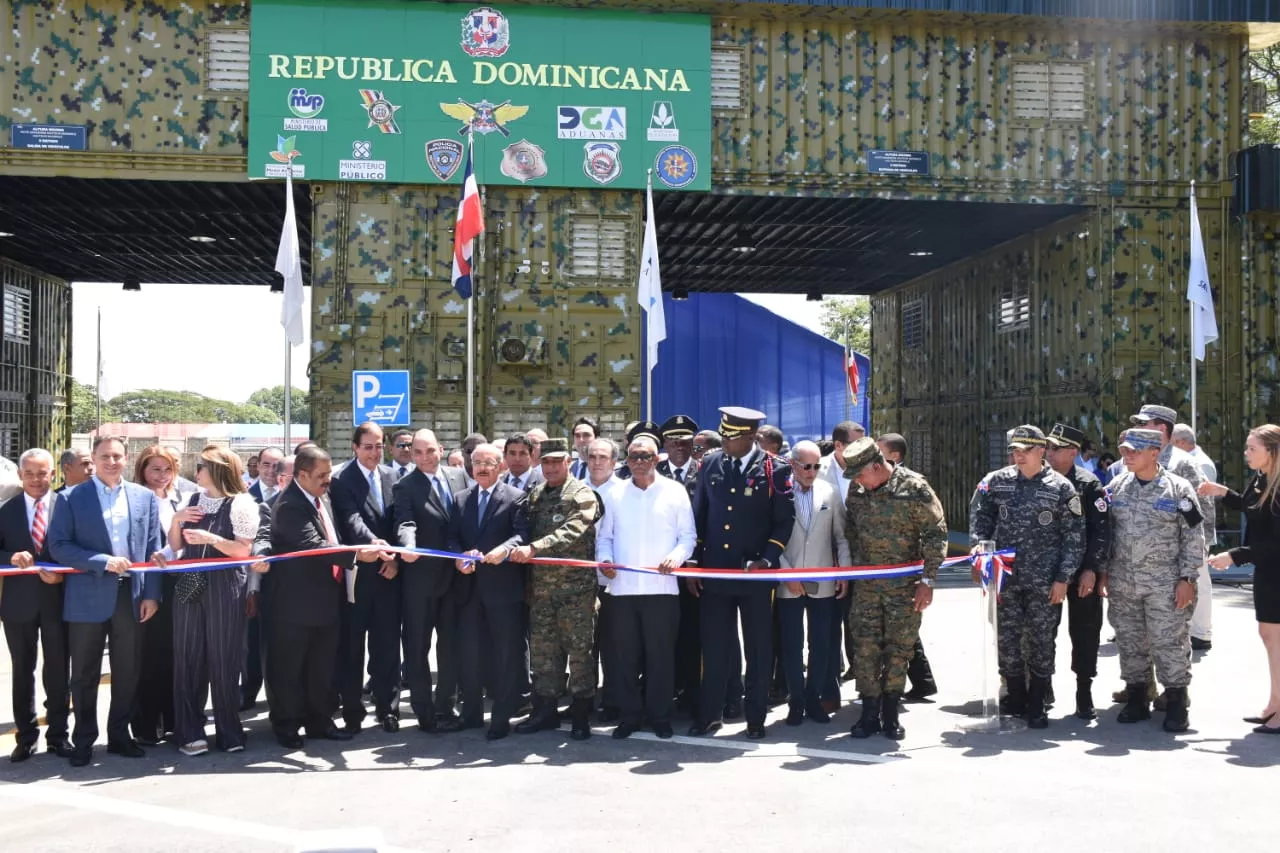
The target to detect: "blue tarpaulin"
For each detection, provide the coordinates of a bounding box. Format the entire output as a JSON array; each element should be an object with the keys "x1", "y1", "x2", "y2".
[{"x1": 648, "y1": 293, "x2": 867, "y2": 445}]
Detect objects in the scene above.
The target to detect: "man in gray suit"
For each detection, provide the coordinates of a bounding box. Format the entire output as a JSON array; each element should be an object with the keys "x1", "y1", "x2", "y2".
[{"x1": 777, "y1": 441, "x2": 850, "y2": 726}]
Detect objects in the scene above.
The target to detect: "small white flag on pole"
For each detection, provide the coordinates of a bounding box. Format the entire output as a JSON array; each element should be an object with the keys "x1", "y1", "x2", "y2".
[
  {"x1": 1187, "y1": 182, "x2": 1218, "y2": 362},
  {"x1": 638, "y1": 172, "x2": 666, "y2": 375},
  {"x1": 277, "y1": 171, "x2": 305, "y2": 347}
]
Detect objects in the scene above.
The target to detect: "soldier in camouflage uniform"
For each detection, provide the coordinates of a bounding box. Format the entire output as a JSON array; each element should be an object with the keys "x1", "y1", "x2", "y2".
[
  {"x1": 843, "y1": 438, "x2": 948, "y2": 741},
  {"x1": 509, "y1": 438, "x2": 601, "y2": 740},
  {"x1": 970, "y1": 425, "x2": 1086, "y2": 729},
  {"x1": 1104, "y1": 429, "x2": 1205, "y2": 733}
]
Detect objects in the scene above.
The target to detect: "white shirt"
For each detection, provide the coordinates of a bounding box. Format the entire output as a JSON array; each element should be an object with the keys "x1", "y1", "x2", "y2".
[
  {"x1": 392, "y1": 461, "x2": 415, "y2": 481},
  {"x1": 668, "y1": 458, "x2": 696, "y2": 482},
  {"x1": 356, "y1": 460, "x2": 384, "y2": 511},
  {"x1": 595, "y1": 476, "x2": 695, "y2": 596},
  {"x1": 258, "y1": 481, "x2": 278, "y2": 502},
  {"x1": 23, "y1": 491, "x2": 52, "y2": 535},
  {"x1": 818, "y1": 454, "x2": 849, "y2": 500}
]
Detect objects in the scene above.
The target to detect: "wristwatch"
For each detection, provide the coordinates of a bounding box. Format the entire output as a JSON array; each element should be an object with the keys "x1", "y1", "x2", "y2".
[{"x1": 919, "y1": 577, "x2": 934, "y2": 588}]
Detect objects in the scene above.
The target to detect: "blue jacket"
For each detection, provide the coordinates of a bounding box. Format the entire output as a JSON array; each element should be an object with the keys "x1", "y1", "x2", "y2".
[{"x1": 48, "y1": 480, "x2": 164, "y2": 623}]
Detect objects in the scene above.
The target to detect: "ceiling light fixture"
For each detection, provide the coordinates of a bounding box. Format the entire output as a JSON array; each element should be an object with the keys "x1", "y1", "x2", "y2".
[
  {"x1": 0, "y1": 231, "x2": 14, "y2": 238},
  {"x1": 122, "y1": 275, "x2": 141, "y2": 292},
  {"x1": 672, "y1": 288, "x2": 689, "y2": 301},
  {"x1": 189, "y1": 235, "x2": 217, "y2": 243},
  {"x1": 908, "y1": 250, "x2": 933, "y2": 257},
  {"x1": 732, "y1": 226, "x2": 757, "y2": 254}
]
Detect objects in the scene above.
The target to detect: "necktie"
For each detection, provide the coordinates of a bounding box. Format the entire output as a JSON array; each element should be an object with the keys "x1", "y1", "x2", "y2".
[
  {"x1": 368, "y1": 469, "x2": 382, "y2": 512},
  {"x1": 31, "y1": 499, "x2": 46, "y2": 553},
  {"x1": 797, "y1": 488, "x2": 811, "y2": 528},
  {"x1": 733, "y1": 458, "x2": 742, "y2": 478},
  {"x1": 478, "y1": 489, "x2": 489, "y2": 524},
  {"x1": 396, "y1": 466, "x2": 406, "y2": 482},
  {"x1": 675, "y1": 467, "x2": 684, "y2": 483},
  {"x1": 434, "y1": 475, "x2": 452, "y2": 510},
  {"x1": 315, "y1": 496, "x2": 342, "y2": 581}
]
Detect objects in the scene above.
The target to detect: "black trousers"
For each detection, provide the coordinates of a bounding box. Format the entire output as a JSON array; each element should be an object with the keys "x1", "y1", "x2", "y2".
[
  {"x1": 402, "y1": 586, "x2": 461, "y2": 720},
  {"x1": 1054, "y1": 581, "x2": 1105, "y2": 679},
  {"x1": 613, "y1": 594, "x2": 680, "y2": 726},
  {"x1": 594, "y1": 587, "x2": 620, "y2": 709},
  {"x1": 68, "y1": 584, "x2": 143, "y2": 750},
  {"x1": 173, "y1": 569, "x2": 246, "y2": 749},
  {"x1": 269, "y1": 619, "x2": 339, "y2": 736},
  {"x1": 699, "y1": 590, "x2": 772, "y2": 726},
  {"x1": 132, "y1": 573, "x2": 176, "y2": 740},
  {"x1": 459, "y1": 598, "x2": 523, "y2": 724},
  {"x1": 673, "y1": 582, "x2": 700, "y2": 704},
  {"x1": 3, "y1": 609, "x2": 70, "y2": 747},
  {"x1": 337, "y1": 577, "x2": 402, "y2": 722},
  {"x1": 242, "y1": 611, "x2": 264, "y2": 704}
]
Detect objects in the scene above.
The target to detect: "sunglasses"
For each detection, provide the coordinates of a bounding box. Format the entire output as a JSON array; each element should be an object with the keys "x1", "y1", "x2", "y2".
[
  {"x1": 395, "y1": 443, "x2": 412, "y2": 449},
  {"x1": 792, "y1": 462, "x2": 820, "y2": 471},
  {"x1": 627, "y1": 452, "x2": 656, "y2": 463}
]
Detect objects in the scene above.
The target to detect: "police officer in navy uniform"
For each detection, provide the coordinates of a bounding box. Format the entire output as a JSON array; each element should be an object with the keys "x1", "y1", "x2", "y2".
[
  {"x1": 687, "y1": 407, "x2": 795, "y2": 739},
  {"x1": 655, "y1": 415, "x2": 705, "y2": 714}
]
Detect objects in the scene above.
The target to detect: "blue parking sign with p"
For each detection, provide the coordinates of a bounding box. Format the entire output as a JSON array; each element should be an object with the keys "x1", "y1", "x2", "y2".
[{"x1": 352, "y1": 370, "x2": 410, "y2": 427}]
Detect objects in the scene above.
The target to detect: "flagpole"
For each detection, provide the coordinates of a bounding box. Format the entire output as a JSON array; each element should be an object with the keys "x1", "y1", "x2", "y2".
[
  {"x1": 469, "y1": 135, "x2": 481, "y2": 437},
  {"x1": 95, "y1": 306, "x2": 102, "y2": 432},
  {"x1": 1189, "y1": 180, "x2": 1197, "y2": 435},
  {"x1": 283, "y1": 167, "x2": 294, "y2": 449},
  {"x1": 645, "y1": 170, "x2": 653, "y2": 423}
]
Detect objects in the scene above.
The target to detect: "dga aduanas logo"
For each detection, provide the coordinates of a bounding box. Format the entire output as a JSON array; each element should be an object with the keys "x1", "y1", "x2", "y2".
[
  {"x1": 284, "y1": 88, "x2": 327, "y2": 132},
  {"x1": 461, "y1": 6, "x2": 510, "y2": 58}
]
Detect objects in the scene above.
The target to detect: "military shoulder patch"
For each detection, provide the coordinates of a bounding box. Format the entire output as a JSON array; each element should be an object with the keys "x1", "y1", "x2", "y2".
[
  {"x1": 1179, "y1": 496, "x2": 1203, "y2": 527},
  {"x1": 1094, "y1": 497, "x2": 1108, "y2": 513},
  {"x1": 1068, "y1": 495, "x2": 1083, "y2": 516}
]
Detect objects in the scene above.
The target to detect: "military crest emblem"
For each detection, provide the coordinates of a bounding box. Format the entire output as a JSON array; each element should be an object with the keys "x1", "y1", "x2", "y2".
[
  {"x1": 461, "y1": 6, "x2": 510, "y2": 57},
  {"x1": 583, "y1": 141, "x2": 621, "y2": 185},
  {"x1": 425, "y1": 139, "x2": 465, "y2": 180},
  {"x1": 500, "y1": 139, "x2": 548, "y2": 183},
  {"x1": 440, "y1": 99, "x2": 528, "y2": 137},
  {"x1": 359, "y1": 90, "x2": 401, "y2": 134},
  {"x1": 655, "y1": 144, "x2": 697, "y2": 188}
]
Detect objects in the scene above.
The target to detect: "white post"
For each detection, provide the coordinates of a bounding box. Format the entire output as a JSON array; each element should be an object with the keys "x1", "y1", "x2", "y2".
[
  {"x1": 283, "y1": 346, "x2": 292, "y2": 448},
  {"x1": 466, "y1": 295, "x2": 475, "y2": 435},
  {"x1": 1190, "y1": 305, "x2": 1197, "y2": 434}
]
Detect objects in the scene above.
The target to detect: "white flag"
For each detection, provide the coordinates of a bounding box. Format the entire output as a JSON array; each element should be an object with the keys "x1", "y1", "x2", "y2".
[
  {"x1": 638, "y1": 175, "x2": 666, "y2": 373},
  {"x1": 276, "y1": 171, "x2": 305, "y2": 347},
  {"x1": 1187, "y1": 184, "x2": 1218, "y2": 362}
]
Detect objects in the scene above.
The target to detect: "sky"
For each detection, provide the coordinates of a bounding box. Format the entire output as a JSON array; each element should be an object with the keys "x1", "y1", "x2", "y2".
[{"x1": 69, "y1": 282, "x2": 821, "y2": 401}]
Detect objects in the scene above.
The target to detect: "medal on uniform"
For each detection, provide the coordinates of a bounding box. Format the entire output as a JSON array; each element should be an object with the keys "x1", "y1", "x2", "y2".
[
  {"x1": 1037, "y1": 510, "x2": 1053, "y2": 526},
  {"x1": 744, "y1": 487, "x2": 753, "y2": 496}
]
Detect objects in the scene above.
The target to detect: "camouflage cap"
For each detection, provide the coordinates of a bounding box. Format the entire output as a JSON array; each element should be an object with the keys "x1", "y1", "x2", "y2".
[
  {"x1": 539, "y1": 437, "x2": 570, "y2": 458},
  {"x1": 1047, "y1": 423, "x2": 1085, "y2": 449},
  {"x1": 1130, "y1": 404, "x2": 1178, "y2": 426},
  {"x1": 841, "y1": 436, "x2": 883, "y2": 479},
  {"x1": 1119, "y1": 429, "x2": 1163, "y2": 451},
  {"x1": 1007, "y1": 424, "x2": 1047, "y2": 449}
]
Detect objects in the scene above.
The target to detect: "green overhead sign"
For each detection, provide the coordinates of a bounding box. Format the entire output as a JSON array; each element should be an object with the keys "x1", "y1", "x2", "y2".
[{"x1": 248, "y1": 1, "x2": 711, "y2": 191}]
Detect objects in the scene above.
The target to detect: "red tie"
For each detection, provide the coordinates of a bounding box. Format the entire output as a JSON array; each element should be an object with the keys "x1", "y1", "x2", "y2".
[
  {"x1": 31, "y1": 499, "x2": 46, "y2": 554},
  {"x1": 315, "y1": 496, "x2": 342, "y2": 581}
]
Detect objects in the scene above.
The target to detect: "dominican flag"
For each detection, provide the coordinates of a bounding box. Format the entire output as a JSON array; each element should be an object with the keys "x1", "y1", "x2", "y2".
[
  {"x1": 451, "y1": 139, "x2": 484, "y2": 299},
  {"x1": 846, "y1": 348, "x2": 860, "y2": 403}
]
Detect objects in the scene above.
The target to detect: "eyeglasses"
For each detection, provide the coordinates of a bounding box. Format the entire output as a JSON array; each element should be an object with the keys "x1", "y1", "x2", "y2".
[
  {"x1": 627, "y1": 452, "x2": 656, "y2": 463},
  {"x1": 792, "y1": 462, "x2": 820, "y2": 471},
  {"x1": 395, "y1": 443, "x2": 412, "y2": 449},
  {"x1": 691, "y1": 446, "x2": 707, "y2": 456},
  {"x1": 472, "y1": 459, "x2": 500, "y2": 469},
  {"x1": 358, "y1": 443, "x2": 385, "y2": 452}
]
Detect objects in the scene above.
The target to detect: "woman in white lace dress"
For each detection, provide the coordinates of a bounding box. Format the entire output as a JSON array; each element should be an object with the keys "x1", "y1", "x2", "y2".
[{"x1": 167, "y1": 446, "x2": 259, "y2": 756}]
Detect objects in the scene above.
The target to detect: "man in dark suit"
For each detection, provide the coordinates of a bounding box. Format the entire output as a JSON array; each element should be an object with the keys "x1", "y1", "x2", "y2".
[
  {"x1": 48, "y1": 436, "x2": 164, "y2": 767},
  {"x1": 394, "y1": 428, "x2": 468, "y2": 732},
  {"x1": 265, "y1": 445, "x2": 361, "y2": 749},
  {"x1": 446, "y1": 442, "x2": 529, "y2": 740},
  {"x1": 569, "y1": 416, "x2": 597, "y2": 480},
  {"x1": 242, "y1": 446, "x2": 283, "y2": 711},
  {"x1": 501, "y1": 434, "x2": 543, "y2": 492},
  {"x1": 687, "y1": 408, "x2": 794, "y2": 740},
  {"x1": 0, "y1": 448, "x2": 72, "y2": 761},
  {"x1": 329, "y1": 422, "x2": 400, "y2": 733},
  {"x1": 248, "y1": 447, "x2": 284, "y2": 504}
]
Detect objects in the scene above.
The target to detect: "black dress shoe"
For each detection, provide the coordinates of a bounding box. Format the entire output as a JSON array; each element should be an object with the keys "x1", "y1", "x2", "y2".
[
  {"x1": 10, "y1": 743, "x2": 37, "y2": 763},
  {"x1": 745, "y1": 724, "x2": 767, "y2": 740},
  {"x1": 276, "y1": 732, "x2": 305, "y2": 749},
  {"x1": 485, "y1": 723, "x2": 510, "y2": 741},
  {"x1": 598, "y1": 707, "x2": 621, "y2": 723},
  {"x1": 416, "y1": 717, "x2": 437, "y2": 733},
  {"x1": 653, "y1": 722, "x2": 674, "y2": 739},
  {"x1": 436, "y1": 717, "x2": 465, "y2": 733},
  {"x1": 612, "y1": 722, "x2": 641, "y2": 739},
  {"x1": 1191, "y1": 636, "x2": 1212, "y2": 652},
  {"x1": 307, "y1": 725, "x2": 353, "y2": 741},
  {"x1": 107, "y1": 740, "x2": 146, "y2": 758},
  {"x1": 1244, "y1": 713, "x2": 1277, "y2": 725},
  {"x1": 239, "y1": 698, "x2": 258, "y2": 712},
  {"x1": 785, "y1": 707, "x2": 805, "y2": 726},
  {"x1": 342, "y1": 720, "x2": 362, "y2": 736},
  {"x1": 47, "y1": 741, "x2": 76, "y2": 759},
  {"x1": 1254, "y1": 722, "x2": 1280, "y2": 735},
  {"x1": 806, "y1": 705, "x2": 831, "y2": 724},
  {"x1": 380, "y1": 716, "x2": 399, "y2": 733},
  {"x1": 687, "y1": 720, "x2": 722, "y2": 736},
  {"x1": 68, "y1": 747, "x2": 93, "y2": 767},
  {"x1": 723, "y1": 701, "x2": 743, "y2": 720}
]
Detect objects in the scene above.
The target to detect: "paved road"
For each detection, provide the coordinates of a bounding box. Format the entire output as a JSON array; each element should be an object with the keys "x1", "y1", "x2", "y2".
[{"x1": 1, "y1": 581, "x2": 1274, "y2": 852}]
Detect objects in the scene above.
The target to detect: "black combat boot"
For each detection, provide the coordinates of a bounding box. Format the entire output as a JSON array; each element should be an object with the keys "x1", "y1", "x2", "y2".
[
  {"x1": 849, "y1": 695, "x2": 881, "y2": 739},
  {"x1": 1000, "y1": 677, "x2": 1027, "y2": 717},
  {"x1": 569, "y1": 697, "x2": 592, "y2": 741},
  {"x1": 514, "y1": 697, "x2": 561, "y2": 734},
  {"x1": 1044, "y1": 680, "x2": 1055, "y2": 710},
  {"x1": 1162, "y1": 686, "x2": 1190, "y2": 733},
  {"x1": 904, "y1": 640, "x2": 938, "y2": 700},
  {"x1": 1075, "y1": 677, "x2": 1096, "y2": 720},
  {"x1": 1117, "y1": 682, "x2": 1152, "y2": 723},
  {"x1": 880, "y1": 692, "x2": 905, "y2": 740},
  {"x1": 1026, "y1": 676, "x2": 1050, "y2": 729}
]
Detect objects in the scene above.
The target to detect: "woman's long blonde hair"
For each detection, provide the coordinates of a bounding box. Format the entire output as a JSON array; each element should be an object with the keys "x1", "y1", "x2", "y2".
[{"x1": 1249, "y1": 424, "x2": 1280, "y2": 509}]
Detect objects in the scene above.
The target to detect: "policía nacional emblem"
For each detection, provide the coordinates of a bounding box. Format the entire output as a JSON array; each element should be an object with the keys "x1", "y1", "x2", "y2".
[
  {"x1": 425, "y1": 139, "x2": 465, "y2": 181},
  {"x1": 439, "y1": 99, "x2": 528, "y2": 137},
  {"x1": 359, "y1": 90, "x2": 401, "y2": 134},
  {"x1": 583, "y1": 141, "x2": 621, "y2": 185},
  {"x1": 461, "y1": 6, "x2": 511, "y2": 57},
  {"x1": 500, "y1": 139, "x2": 548, "y2": 184},
  {"x1": 655, "y1": 144, "x2": 697, "y2": 188}
]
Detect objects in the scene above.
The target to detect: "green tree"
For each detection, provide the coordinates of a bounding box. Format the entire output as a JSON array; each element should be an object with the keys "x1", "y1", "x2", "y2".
[
  {"x1": 819, "y1": 296, "x2": 871, "y2": 354},
  {"x1": 247, "y1": 385, "x2": 310, "y2": 422},
  {"x1": 69, "y1": 380, "x2": 100, "y2": 433},
  {"x1": 1249, "y1": 45, "x2": 1280, "y2": 145},
  {"x1": 107, "y1": 389, "x2": 280, "y2": 424}
]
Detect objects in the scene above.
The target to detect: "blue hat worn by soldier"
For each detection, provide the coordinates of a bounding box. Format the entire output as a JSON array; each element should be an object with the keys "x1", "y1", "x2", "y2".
[
  {"x1": 1007, "y1": 424, "x2": 1048, "y2": 450},
  {"x1": 1047, "y1": 424, "x2": 1086, "y2": 449},
  {"x1": 1130, "y1": 404, "x2": 1178, "y2": 427},
  {"x1": 1119, "y1": 429, "x2": 1163, "y2": 452},
  {"x1": 717, "y1": 406, "x2": 766, "y2": 438}
]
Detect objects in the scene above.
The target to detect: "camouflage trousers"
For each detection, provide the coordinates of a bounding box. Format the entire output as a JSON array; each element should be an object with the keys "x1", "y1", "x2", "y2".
[
  {"x1": 1107, "y1": 574, "x2": 1193, "y2": 688},
  {"x1": 529, "y1": 582, "x2": 598, "y2": 700},
  {"x1": 997, "y1": 581, "x2": 1061, "y2": 681},
  {"x1": 853, "y1": 578, "x2": 921, "y2": 697}
]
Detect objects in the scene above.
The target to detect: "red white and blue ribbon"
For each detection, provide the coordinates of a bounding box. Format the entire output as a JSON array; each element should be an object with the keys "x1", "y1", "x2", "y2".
[
  {"x1": 0, "y1": 545, "x2": 1004, "y2": 583},
  {"x1": 974, "y1": 549, "x2": 1016, "y2": 593}
]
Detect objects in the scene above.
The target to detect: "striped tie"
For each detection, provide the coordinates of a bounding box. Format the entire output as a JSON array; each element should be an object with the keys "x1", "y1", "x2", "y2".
[{"x1": 31, "y1": 499, "x2": 46, "y2": 553}]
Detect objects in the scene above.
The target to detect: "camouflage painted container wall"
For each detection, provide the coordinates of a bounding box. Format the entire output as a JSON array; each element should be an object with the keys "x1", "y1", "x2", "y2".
[
  {"x1": 1242, "y1": 212, "x2": 1280, "y2": 429},
  {"x1": 871, "y1": 194, "x2": 1242, "y2": 530},
  {"x1": 0, "y1": 0, "x2": 249, "y2": 165},
  {"x1": 0, "y1": 258, "x2": 72, "y2": 459},
  {"x1": 307, "y1": 183, "x2": 642, "y2": 458},
  {"x1": 712, "y1": 12, "x2": 1244, "y2": 191}
]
